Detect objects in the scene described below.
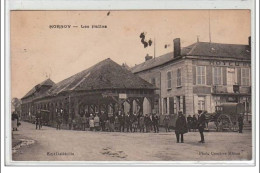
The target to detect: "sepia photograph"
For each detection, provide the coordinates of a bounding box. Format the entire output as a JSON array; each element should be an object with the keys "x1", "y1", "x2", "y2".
[{"x1": 9, "y1": 9, "x2": 253, "y2": 163}]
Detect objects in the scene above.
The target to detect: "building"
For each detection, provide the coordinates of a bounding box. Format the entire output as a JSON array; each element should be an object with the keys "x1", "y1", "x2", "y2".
[
  {"x1": 21, "y1": 78, "x2": 55, "y2": 121},
  {"x1": 21, "y1": 58, "x2": 156, "y2": 126},
  {"x1": 131, "y1": 38, "x2": 251, "y2": 122}
]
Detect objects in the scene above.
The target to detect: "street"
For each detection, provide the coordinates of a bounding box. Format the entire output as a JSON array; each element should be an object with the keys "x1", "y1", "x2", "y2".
[{"x1": 12, "y1": 122, "x2": 252, "y2": 161}]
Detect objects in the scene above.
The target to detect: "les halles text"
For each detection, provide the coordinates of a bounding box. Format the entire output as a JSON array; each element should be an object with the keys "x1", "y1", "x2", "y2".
[{"x1": 49, "y1": 24, "x2": 107, "y2": 29}]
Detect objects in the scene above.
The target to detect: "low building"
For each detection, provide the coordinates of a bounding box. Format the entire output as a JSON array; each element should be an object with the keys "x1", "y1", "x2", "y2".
[
  {"x1": 131, "y1": 38, "x2": 251, "y2": 122},
  {"x1": 21, "y1": 58, "x2": 156, "y2": 126},
  {"x1": 21, "y1": 79, "x2": 55, "y2": 121}
]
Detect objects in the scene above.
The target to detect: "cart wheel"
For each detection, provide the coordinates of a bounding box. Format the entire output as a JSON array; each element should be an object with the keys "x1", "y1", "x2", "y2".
[{"x1": 217, "y1": 114, "x2": 232, "y2": 132}]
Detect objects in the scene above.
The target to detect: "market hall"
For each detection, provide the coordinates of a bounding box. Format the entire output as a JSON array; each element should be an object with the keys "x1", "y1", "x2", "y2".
[{"x1": 21, "y1": 58, "x2": 157, "y2": 127}]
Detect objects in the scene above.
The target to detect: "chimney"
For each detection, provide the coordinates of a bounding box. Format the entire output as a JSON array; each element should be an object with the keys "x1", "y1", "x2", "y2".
[
  {"x1": 248, "y1": 36, "x2": 251, "y2": 48},
  {"x1": 173, "y1": 38, "x2": 181, "y2": 58},
  {"x1": 145, "y1": 54, "x2": 153, "y2": 61},
  {"x1": 197, "y1": 35, "x2": 200, "y2": 43}
]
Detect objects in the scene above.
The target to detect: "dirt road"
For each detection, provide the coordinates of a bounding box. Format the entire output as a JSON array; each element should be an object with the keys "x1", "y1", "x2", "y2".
[{"x1": 12, "y1": 122, "x2": 252, "y2": 161}]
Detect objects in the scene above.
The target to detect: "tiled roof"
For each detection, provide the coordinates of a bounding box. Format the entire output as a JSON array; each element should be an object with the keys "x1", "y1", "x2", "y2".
[
  {"x1": 47, "y1": 58, "x2": 155, "y2": 96},
  {"x1": 131, "y1": 42, "x2": 251, "y2": 73},
  {"x1": 186, "y1": 42, "x2": 251, "y2": 59},
  {"x1": 21, "y1": 78, "x2": 55, "y2": 100}
]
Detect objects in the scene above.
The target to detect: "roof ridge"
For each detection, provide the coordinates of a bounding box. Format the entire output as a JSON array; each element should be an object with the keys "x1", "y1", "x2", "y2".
[
  {"x1": 196, "y1": 41, "x2": 248, "y2": 46},
  {"x1": 187, "y1": 42, "x2": 199, "y2": 55}
]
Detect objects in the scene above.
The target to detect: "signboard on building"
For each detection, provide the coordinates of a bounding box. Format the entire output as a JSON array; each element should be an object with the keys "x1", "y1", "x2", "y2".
[
  {"x1": 209, "y1": 60, "x2": 250, "y2": 67},
  {"x1": 119, "y1": 93, "x2": 127, "y2": 99}
]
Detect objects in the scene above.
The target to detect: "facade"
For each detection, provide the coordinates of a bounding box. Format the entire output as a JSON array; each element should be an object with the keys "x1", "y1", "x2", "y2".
[
  {"x1": 21, "y1": 79, "x2": 55, "y2": 121},
  {"x1": 132, "y1": 38, "x2": 251, "y2": 122},
  {"x1": 21, "y1": 58, "x2": 156, "y2": 127}
]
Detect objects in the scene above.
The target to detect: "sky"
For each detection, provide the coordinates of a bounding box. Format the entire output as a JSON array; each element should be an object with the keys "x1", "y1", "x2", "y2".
[{"x1": 10, "y1": 10, "x2": 251, "y2": 99}]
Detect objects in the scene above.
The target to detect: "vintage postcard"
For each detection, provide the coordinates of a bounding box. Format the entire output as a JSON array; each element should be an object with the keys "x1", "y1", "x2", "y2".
[{"x1": 8, "y1": 9, "x2": 255, "y2": 165}]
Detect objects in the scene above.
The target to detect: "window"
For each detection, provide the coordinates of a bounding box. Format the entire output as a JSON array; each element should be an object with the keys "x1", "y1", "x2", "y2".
[
  {"x1": 151, "y1": 77, "x2": 156, "y2": 86},
  {"x1": 169, "y1": 97, "x2": 174, "y2": 114},
  {"x1": 196, "y1": 66, "x2": 206, "y2": 85},
  {"x1": 214, "y1": 96, "x2": 221, "y2": 106},
  {"x1": 213, "y1": 67, "x2": 222, "y2": 85},
  {"x1": 177, "y1": 68, "x2": 182, "y2": 87},
  {"x1": 241, "y1": 68, "x2": 250, "y2": 86},
  {"x1": 167, "y1": 71, "x2": 172, "y2": 89},
  {"x1": 163, "y1": 98, "x2": 168, "y2": 114},
  {"x1": 198, "y1": 96, "x2": 205, "y2": 111},
  {"x1": 176, "y1": 96, "x2": 181, "y2": 112}
]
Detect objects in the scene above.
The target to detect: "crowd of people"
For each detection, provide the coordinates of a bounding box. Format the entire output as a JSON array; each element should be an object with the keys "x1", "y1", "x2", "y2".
[
  {"x1": 66, "y1": 112, "x2": 162, "y2": 133},
  {"x1": 56, "y1": 110, "x2": 208, "y2": 143},
  {"x1": 14, "y1": 108, "x2": 245, "y2": 145}
]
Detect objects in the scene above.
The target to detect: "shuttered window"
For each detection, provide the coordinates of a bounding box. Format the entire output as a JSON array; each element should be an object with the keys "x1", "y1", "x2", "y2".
[
  {"x1": 163, "y1": 98, "x2": 168, "y2": 114},
  {"x1": 177, "y1": 68, "x2": 182, "y2": 87},
  {"x1": 213, "y1": 67, "x2": 222, "y2": 85},
  {"x1": 241, "y1": 68, "x2": 250, "y2": 86},
  {"x1": 167, "y1": 71, "x2": 172, "y2": 89},
  {"x1": 169, "y1": 97, "x2": 174, "y2": 114},
  {"x1": 196, "y1": 66, "x2": 206, "y2": 85}
]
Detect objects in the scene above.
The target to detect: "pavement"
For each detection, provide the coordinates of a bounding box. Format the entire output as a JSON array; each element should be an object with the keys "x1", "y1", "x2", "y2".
[{"x1": 12, "y1": 121, "x2": 252, "y2": 161}]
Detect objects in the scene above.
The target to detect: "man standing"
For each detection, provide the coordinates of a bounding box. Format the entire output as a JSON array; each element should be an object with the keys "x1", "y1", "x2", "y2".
[
  {"x1": 68, "y1": 117, "x2": 72, "y2": 130},
  {"x1": 114, "y1": 115, "x2": 120, "y2": 131},
  {"x1": 192, "y1": 115, "x2": 198, "y2": 132},
  {"x1": 238, "y1": 113, "x2": 244, "y2": 133},
  {"x1": 94, "y1": 113, "x2": 100, "y2": 131},
  {"x1": 36, "y1": 110, "x2": 42, "y2": 130},
  {"x1": 99, "y1": 111, "x2": 105, "y2": 131},
  {"x1": 197, "y1": 110, "x2": 206, "y2": 143},
  {"x1": 152, "y1": 113, "x2": 159, "y2": 133},
  {"x1": 163, "y1": 115, "x2": 170, "y2": 132},
  {"x1": 149, "y1": 114, "x2": 153, "y2": 132},
  {"x1": 132, "y1": 113, "x2": 138, "y2": 132},
  {"x1": 125, "y1": 112, "x2": 131, "y2": 132},
  {"x1": 56, "y1": 112, "x2": 62, "y2": 130},
  {"x1": 109, "y1": 114, "x2": 115, "y2": 132},
  {"x1": 144, "y1": 114, "x2": 150, "y2": 132},
  {"x1": 175, "y1": 111, "x2": 188, "y2": 143},
  {"x1": 187, "y1": 115, "x2": 193, "y2": 132},
  {"x1": 82, "y1": 115, "x2": 87, "y2": 131},
  {"x1": 139, "y1": 114, "x2": 145, "y2": 133},
  {"x1": 118, "y1": 111, "x2": 125, "y2": 132}
]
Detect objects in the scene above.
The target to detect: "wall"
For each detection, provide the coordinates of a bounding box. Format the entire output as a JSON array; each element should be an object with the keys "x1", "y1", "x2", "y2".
[
  {"x1": 160, "y1": 59, "x2": 194, "y2": 116},
  {"x1": 191, "y1": 57, "x2": 251, "y2": 114},
  {"x1": 135, "y1": 67, "x2": 161, "y2": 114}
]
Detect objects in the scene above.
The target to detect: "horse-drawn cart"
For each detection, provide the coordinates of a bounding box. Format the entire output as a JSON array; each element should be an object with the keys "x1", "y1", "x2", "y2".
[{"x1": 206, "y1": 103, "x2": 245, "y2": 132}]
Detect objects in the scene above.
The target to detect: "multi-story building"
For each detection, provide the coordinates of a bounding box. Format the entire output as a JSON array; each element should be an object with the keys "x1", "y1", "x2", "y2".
[{"x1": 132, "y1": 38, "x2": 251, "y2": 121}]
